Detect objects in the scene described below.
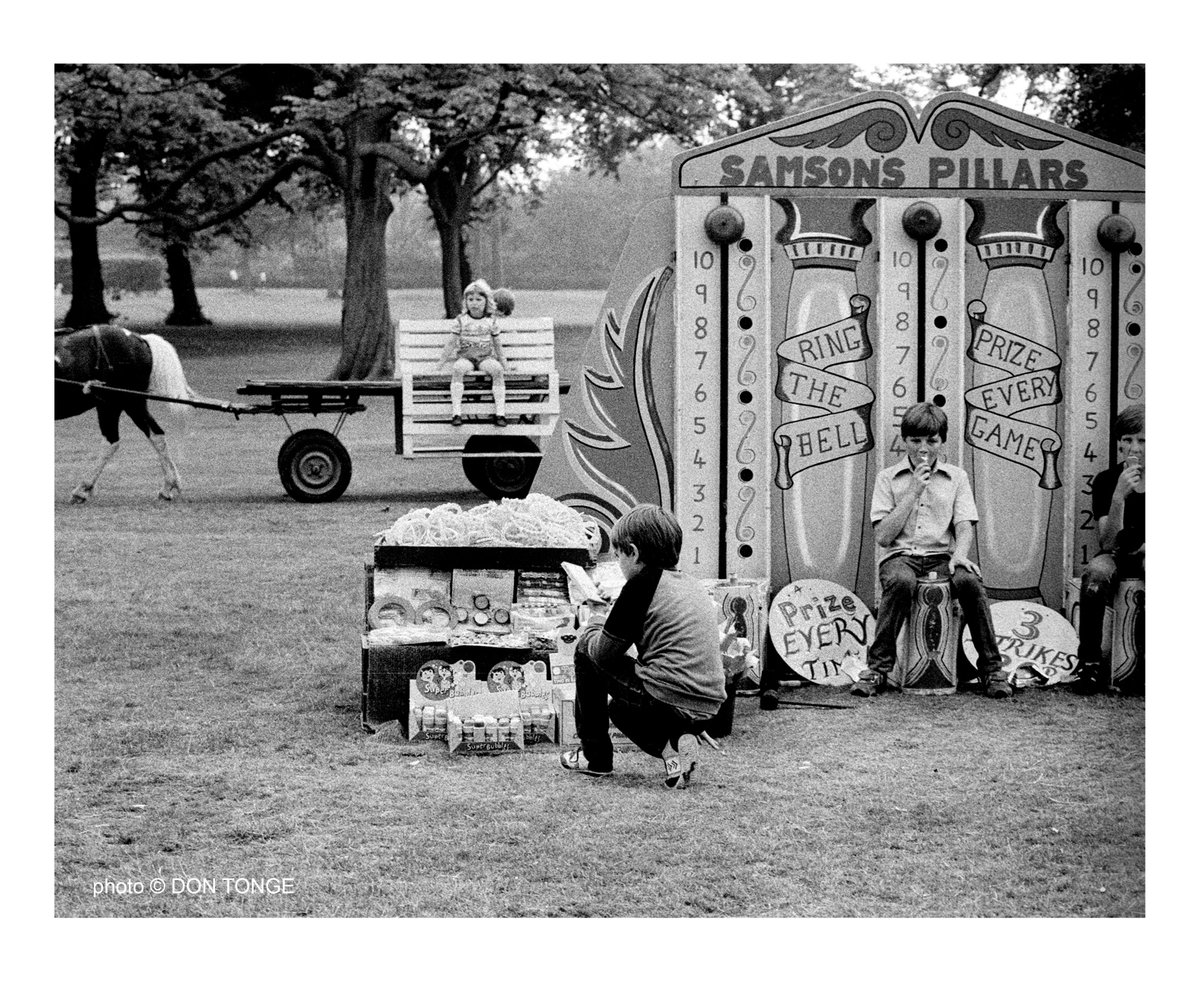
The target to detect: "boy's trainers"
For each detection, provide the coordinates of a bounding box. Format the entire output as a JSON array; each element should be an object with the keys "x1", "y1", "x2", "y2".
[
  {"x1": 849, "y1": 670, "x2": 884, "y2": 697},
  {"x1": 984, "y1": 674, "x2": 1013, "y2": 699},
  {"x1": 559, "y1": 748, "x2": 612, "y2": 777},
  {"x1": 663, "y1": 733, "x2": 698, "y2": 789}
]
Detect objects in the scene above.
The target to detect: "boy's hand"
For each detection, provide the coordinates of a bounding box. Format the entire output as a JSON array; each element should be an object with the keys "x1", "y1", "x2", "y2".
[
  {"x1": 1115, "y1": 459, "x2": 1142, "y2": 499},
  {"x1": 949, "y1": 553, "x2": 981, "y2": 577},
  {"x1": 912, "y1": 458, "x2": 934, "y2": 494}
]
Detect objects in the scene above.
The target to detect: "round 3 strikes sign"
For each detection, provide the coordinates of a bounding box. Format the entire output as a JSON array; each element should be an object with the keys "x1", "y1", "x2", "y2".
[
  {"x1": 768, "y1": 579, "x2": 875, "y2": 686},
  {"x1": 962, "y1": 600, "x2": 1078, "y2": 685}
]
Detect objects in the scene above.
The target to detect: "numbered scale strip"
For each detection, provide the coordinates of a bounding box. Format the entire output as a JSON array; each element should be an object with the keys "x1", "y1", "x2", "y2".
[
  {"x1": 1066, "y1": 200, "x2": 1118, "y2": 577},
  {"x1": 675, "y1": 195, "x2": 725, "y2": 576}
]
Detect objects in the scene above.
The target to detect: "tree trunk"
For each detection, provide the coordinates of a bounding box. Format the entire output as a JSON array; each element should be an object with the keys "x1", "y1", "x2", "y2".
[
  {"x1": 435, "y1": 218, "x2": 465, "y2": 318},
  {"x1": 424, "y1": 152, "x2": 477, "y2": 318},
  {"x1": 330, "y1": 110, "x2": 395, "y2": 380},
  {"x1": 459, "y1": 229, "x2": 473, "y2": 293},
  {"x1": 163, "y1": 240, "x2": 211, "y2": 326},
  {"x1": 62, "y1": 132, "x2": 114, "y2": 328}
]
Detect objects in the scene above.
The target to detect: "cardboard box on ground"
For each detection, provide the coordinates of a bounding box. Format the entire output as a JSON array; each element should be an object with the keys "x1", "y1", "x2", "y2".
[{"x1": 409, "y1": 659, "x2": 557, "y2": 754}]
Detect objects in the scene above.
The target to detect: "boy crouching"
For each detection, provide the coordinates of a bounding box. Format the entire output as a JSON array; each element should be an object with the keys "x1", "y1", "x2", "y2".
[{"x1": 561, "y1": 505, "x2": 728, "y2": 788}]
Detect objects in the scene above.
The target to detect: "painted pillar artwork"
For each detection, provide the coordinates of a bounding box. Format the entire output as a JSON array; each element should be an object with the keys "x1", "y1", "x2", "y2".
[
  {"x1": 963, "y1": 199, "x2": 1066, "y2": 602},
  {"x1": 536, "y1": 91, "x2": 1143, "y2": 631},
  {"x1": 771, "y1": 198, "x2": 876, "y2": 593}
]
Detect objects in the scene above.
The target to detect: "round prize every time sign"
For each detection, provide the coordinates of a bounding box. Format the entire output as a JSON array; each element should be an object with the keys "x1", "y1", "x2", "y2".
[
  {"x1": 768, "y1": 579, "x2": 875, "y2": 686},
  {"x1": 962, "y1": 600, "x2": 1078, "y2": 686}
]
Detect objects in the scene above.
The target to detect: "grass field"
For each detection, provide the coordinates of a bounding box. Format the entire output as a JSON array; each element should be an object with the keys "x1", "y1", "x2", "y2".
[{"x1": 52, "y1": 290, "x2": 1145, "y2": 920}]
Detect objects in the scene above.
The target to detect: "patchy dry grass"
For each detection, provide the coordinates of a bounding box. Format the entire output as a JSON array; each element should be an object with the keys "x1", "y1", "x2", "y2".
[{"x1": 53, "y1": 303, "x2": 1144, "y2": 918}]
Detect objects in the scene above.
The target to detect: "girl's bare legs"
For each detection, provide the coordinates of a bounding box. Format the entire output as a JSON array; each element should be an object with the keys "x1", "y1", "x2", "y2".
[
  {"x1": 450, "y1": 357, "x2": 473, "y2": 421},
  {"x1": 479, "y1": 357, "x2": 506, "y2": 421}
]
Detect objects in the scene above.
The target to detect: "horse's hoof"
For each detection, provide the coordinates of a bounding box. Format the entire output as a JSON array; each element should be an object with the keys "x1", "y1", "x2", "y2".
[
  {"x1": 70, "y1": 490, "x2": 90, "y2": 504},
  {"x1": 158, "y1": 490, "x2": 175, "y2": 501}
]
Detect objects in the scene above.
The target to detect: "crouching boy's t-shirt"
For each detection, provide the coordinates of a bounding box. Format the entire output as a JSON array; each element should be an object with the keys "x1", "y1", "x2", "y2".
[{"x1": 601, "y1": 567, "x2": 726, "y2": 718}]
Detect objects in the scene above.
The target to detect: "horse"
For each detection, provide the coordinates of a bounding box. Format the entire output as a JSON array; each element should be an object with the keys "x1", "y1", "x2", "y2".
[{"x1": 55, "y1": 324, "x2": 196, "y2": 503}]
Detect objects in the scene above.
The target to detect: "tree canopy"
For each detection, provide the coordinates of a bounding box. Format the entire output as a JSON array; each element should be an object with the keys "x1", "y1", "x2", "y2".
[{"x1": 55, "y1": 63, "x2": 1144, "y2": 376}]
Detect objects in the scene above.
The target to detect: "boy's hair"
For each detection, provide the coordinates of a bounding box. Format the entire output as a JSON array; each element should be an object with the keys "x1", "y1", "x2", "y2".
[
  {"x1": 493, "y1": 288, "x2": 515, "y2": 316},
  {"x1": 900, "y1": 402, "x2": 949, "y2": 441},
  {"x1": 1115, "y1": 402, "x2": 1145, "y2": 438},
  {"x1": 461, "y1": 278, "x2": 496, "y2": 315},
  {"x1": 611, "y1": 504, "x2": 682, "y2": 569}
]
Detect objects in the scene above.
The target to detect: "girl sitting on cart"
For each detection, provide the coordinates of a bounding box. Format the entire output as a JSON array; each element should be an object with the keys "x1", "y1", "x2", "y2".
[{"x1": 440, "y1": 279, "x2": 508, "y2": 427}]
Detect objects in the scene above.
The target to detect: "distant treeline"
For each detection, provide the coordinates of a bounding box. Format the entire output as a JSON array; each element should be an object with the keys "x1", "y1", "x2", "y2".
[{"x1": 56, "y1": 149, "x2": 676, "y2": 294}]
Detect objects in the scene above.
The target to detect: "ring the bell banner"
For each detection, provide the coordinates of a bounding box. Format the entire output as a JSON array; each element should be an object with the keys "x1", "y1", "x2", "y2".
[{"x1": 535, "y1": 90, "x2": 1144, "y2": 621}]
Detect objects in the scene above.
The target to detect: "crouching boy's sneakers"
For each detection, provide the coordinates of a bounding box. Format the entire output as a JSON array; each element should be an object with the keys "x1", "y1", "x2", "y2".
[
  {"x1": 849, "y1": 670, "x2": 884, "y2": 697},
  {"x1": 663, "y1": 733, "x2": 698, "y2": 790},
  {"x1": 984, "y1": 673, "x2": 1013, "y2": 699},
  {"x1": 560, "y1": 748, "x2": 612, "y2": 777}
]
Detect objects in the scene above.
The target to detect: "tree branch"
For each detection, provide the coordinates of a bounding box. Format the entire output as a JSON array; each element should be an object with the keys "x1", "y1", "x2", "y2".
[
  {"x1": 357, "y1": 141, "x2": 430, "y2": 183},
  {"x1": 168, "y1": 156, "x2": 326, "y2": 234},
  {"x1": 146, "y1": 125, "x2": 337, "y2": 211},
  {"x1": 56, "y1": 155, "x2": 325, "y2": 229}
]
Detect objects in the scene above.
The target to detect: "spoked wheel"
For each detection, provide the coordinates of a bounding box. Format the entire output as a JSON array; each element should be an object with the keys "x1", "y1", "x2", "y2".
[
  {"x1": 277, "y1": 429, "x2": 352, "y2": 503},
  {"x1": 462, "y1": 436, "x2": 541, "y2": 500}
]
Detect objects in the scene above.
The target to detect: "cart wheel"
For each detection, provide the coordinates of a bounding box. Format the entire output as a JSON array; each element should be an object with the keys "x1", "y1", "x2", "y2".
[
  {"x1": 462, "y1": 436, "x2": 540, "y2": 500},
  {"x1": 277, "y1": 429, "x2": 352, "y2": 503}
]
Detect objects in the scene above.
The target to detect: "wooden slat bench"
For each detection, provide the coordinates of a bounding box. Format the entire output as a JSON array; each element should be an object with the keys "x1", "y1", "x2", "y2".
[{"x1": 395, "y1": 317, "x2": 559, "y2": 456}]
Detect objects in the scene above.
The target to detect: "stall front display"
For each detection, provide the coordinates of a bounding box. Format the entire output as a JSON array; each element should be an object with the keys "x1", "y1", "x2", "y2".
[{"x1": 361, "y1": 495, "x2": 601, "y2": 737}]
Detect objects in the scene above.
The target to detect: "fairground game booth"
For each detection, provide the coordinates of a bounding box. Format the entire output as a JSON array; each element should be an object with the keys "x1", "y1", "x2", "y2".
[{"x1": 535, "y1": 91, "x2": 1146, "y2": 694}]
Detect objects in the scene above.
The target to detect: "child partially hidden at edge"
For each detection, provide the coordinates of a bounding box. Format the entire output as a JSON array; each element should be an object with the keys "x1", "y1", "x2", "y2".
[
  {"x1": 850, "y1": 402, "x2": 1013, "y2": 699},
  {"x1": 1072, "y1": 403, "x2": 1145, "y2": 694},
  {"x1": 439, "y1": 278, "x2": 507, "y2": 426},
  {"x1": 561, "y1": 505, "x2": 731, "y2": 789}
]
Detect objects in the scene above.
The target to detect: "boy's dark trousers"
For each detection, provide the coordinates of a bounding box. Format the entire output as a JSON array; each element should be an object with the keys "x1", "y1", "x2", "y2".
[
  {"x1": 573, "y1": 642, "x2": 699, "y2": 770},
  {"x1": 1077, "y1": 550, "x2": 1144, "y2": 681},
  {"x1": 867, "y1": 553, "x2": 1005, "y2": 681}
]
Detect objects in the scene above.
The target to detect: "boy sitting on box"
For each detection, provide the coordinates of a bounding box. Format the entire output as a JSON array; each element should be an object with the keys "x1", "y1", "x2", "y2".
[
  {"x1": 1071, "y1": 403, "x2": 1145, "y2": 694},
  {"x1": 561, "y1": 504, "x2": 728, "y2": 789},
  {"x1": 850, "y1": 402, "x2": 1012, "y2": 699}
]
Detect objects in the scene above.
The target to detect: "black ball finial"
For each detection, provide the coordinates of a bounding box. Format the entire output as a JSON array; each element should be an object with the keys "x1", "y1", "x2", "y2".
[
  {"x1": 704, "y1": 204, "x2": 745, "y2": 245},
  {"x1": 902, "y1": 202, "x2": 942, "y2": 241},
  {"x1": 1097, "y1": 214, "x2": 1137, "y2": 254}
]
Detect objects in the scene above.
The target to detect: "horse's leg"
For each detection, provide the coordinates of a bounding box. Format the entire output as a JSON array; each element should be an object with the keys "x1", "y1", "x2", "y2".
[
  {"x1": 128, "y1": 404, "x2": 182, "y2": 500},
  {"x1": 71, "y1": 405, "x2": 122, "y2": 503}
]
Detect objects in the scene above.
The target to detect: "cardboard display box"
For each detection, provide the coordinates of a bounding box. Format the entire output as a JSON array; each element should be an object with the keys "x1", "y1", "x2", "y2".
[
  {"x1": 444, "y1": 690, "x2": 524, "y2": 754},
  {"x1": 407, "y1": 659, "x2": 557, "y2": 751}
]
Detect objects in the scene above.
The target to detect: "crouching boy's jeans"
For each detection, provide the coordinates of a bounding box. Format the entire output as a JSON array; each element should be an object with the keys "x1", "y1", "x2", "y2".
[
  {"x1": 866, "y1": 553, "x2": 1004, "y2": 681},
  {"x1": 573, "y1": 640, "x2": 699, "y2": 770}
]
